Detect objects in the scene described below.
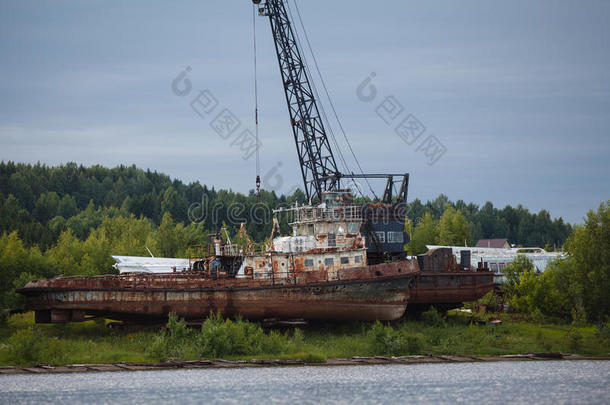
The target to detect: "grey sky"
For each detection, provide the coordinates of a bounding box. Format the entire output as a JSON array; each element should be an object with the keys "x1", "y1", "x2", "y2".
[{"x1": 0, "y1": 0, "x2": 608, "y2": 224}]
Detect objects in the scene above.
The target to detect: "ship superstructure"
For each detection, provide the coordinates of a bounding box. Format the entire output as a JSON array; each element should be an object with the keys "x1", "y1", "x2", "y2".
[{"x1": 241, "y1": 190, "x2": 367, "y2": 281}]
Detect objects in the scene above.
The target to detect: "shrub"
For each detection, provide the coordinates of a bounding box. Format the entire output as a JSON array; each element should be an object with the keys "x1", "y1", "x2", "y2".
[
  {"x1": 150, "y1": 313, "x2": 297, "y2": 360},
  {"x1": 504, "y1": 256, "x2": 535, "y2": 288},
  {"x1": 571, "y1": 306, "x2": 588, "y2": 327},
  {"x1": 7, "y1": 327, "x2": 43, "y2": 365},
  {"x1": 148, "y1": 313, "x2": 193, "y2": 360},
  {"x1": 6, "y1": 327, "x2": 68, "y2": 366},
  {"x1": 404, "y1": 334, "x2": 424, "y2": 354},
  {"x1": 532, "y1": 309, "x2": 547, "y2": 324},
  {"x1": 477, "y1": 291, "x2": 501, "y2": 310},
  {"x1": 595, "y1": 321, "x2": 610, "y2": 346},
  {"x1": 426, "y1": 327, "x2": 447, "y2": 346},
  {"x1": 291, "y1": 328, "x2": 305, "y2": 352},
  {"x1": 536, "y1": 331, "x2": 553, "y2": 352},
  {"x1": 567, "y1": 333, "x2": 582, "y2": 353},
  {"x1": 260, "y1": 330, "x2": 288, "y2": 355},
  {"x1": 166, "y1": 313, "x2": 190, "y2": 341},
  {"x1": 421, "y1": 307, "x2": 446, "y2": 327},
  {"x1": 367, "y1": 322, "x2": 424, "y2": 356},
  {"x1": 368, "y1": 322, "x2": 396, "y2": 355},
  {"x1": 199, "y1": 313, "x2": 277, "y2": 358}
]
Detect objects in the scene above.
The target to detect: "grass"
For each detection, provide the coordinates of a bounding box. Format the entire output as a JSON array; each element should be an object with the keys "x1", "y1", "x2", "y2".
[
  {"x1": 0, "y1": 313, "x2": 156, "y2": 366},
  {"x1": 0, "y1": 311, "x2": 608, "y2": 367}
]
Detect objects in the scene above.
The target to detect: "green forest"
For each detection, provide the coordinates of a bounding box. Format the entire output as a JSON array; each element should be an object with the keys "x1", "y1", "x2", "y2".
[
  {"x1": 0, "y1": 161, "x2": 583, "y2": 311},
  {"x1": 1, "y1": 161, "x2": 573, "y2": 248}
]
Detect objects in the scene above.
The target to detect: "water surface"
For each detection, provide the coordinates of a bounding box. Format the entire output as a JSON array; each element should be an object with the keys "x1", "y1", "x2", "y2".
[{"x1": 1, "y1": 360, "x2": 609, "y2": 404}]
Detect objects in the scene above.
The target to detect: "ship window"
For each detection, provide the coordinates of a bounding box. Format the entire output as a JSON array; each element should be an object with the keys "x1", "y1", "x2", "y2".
[
  {"x1": 355, "y1": 255, "x2": 363, "y2": 264},
  {"x1": 325, "y1": 258, "x2": 334, "y2": 266},
  {"x1": 348, "y1": 222, "x2": 360, "y2": 234},
  {"x1": 328, "y1": 233, "x2": 336, "y2": 247},
  {"x1": 375, "y1": 231, "x2": 386, "y2": 243},
  {"x1": 341, "y1": 257, "x2": 349, "y2": 264},
  {"x1": 305, "y1": 259, "x2": 314, "y2": 267},
  {"x1": 387, "y1": 232, "x2": 404, "y2": 243}
]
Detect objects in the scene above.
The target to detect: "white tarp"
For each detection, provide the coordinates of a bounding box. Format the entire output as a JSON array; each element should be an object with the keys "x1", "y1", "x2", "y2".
[{"x1": 112, "y1": 256, "x2": 190, "y2": 274}]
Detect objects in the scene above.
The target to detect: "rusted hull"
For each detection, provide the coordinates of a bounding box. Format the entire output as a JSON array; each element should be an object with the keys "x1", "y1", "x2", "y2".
[
  {"x1": 19, "y1": 261, "x2": 419, "y2": 323},
  {"x1": 409, "y1": 271, "x2": 495, "y2": 310}
]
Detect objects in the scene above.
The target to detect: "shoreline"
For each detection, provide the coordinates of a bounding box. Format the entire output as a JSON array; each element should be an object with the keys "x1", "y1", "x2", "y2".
[{"x1": 2, "y1": 353, "x2": 609, "y2": 375}]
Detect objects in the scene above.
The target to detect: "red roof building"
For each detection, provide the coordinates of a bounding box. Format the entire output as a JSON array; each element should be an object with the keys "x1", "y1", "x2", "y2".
[{"x1": 475, "y1": 238, "x2": 511, "y2": 249}]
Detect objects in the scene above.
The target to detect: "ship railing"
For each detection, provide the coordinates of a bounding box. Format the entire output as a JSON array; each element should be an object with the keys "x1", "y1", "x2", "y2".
[
  {"x1": 276, "y1": 205, "x2": 362, "y2": 224},
  {"x1": 251, "y1": 270, "x2": 297, "y2": 284},
  {"x1": 221, "y1": 243, "x2": 240, "y2": 256},
  {"x1": 249, "y1": 269, "x2": 339, "y2": 285}
]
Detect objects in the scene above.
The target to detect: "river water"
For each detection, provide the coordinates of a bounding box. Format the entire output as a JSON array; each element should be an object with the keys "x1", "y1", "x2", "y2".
[{"x1": 1, "y1": 361, "x2": 608, "y2": 404}]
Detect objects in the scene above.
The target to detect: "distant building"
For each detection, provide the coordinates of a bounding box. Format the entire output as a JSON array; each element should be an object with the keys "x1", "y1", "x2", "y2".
[{"x1": 475, "y1": 238, "x2": 511, "y2": 249}]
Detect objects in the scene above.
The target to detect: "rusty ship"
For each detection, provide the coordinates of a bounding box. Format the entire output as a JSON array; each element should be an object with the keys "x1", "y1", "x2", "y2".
[
  {"x1": 18, "y1": 191, "x2": 492, "y2": 324},
  {"x1": 18, "y1": 0, "x2": 494, "y2": 324},
  {"x1": 19, "y1": 190, "x2": 420, "y2": 323}
]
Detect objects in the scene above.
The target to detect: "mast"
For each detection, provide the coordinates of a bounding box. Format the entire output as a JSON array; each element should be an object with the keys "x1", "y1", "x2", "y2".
[{"x1": 255, "y1": 0, "x2": 340, "y2": 202}]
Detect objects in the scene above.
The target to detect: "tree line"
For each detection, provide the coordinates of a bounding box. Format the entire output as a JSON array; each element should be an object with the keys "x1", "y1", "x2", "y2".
[
  {"x1": 0, "y1": 161, "x2": 309, "y2": 250},
  {"x1": 406, "y1": 195, "x2": 572, "y2": 254},
  {"x1": 1, "y1": 162, "x2": 573, "y2": 250}
]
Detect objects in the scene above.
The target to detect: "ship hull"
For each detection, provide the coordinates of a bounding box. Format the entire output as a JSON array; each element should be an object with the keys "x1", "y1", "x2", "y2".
[
  {"x1": 409, "y1": 271, "x2": 495, "y2": 311},
  {"x1": 19, "y1": 261, "x2": 419, "y2": 323}
]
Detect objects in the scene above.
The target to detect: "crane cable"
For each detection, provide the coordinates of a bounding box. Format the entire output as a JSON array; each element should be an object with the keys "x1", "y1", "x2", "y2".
[
  {"x1": 253, "y1": 4, "x2": 261, "y2": 200},
  {"x1": 284, "y1": 2, "x2": 352, "y2": 181},
  {"x1": 292, "y1": 0, "x2": 379, "y2": 201}
]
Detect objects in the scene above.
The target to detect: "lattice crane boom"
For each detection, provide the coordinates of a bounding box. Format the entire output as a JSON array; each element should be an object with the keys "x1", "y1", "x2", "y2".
[
  {"x1": 254, "y1": 0, "x2": 339, "y2": 202},
  {"x1": 253, "y1": 0, "x2": 411, "y2": 263}
]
